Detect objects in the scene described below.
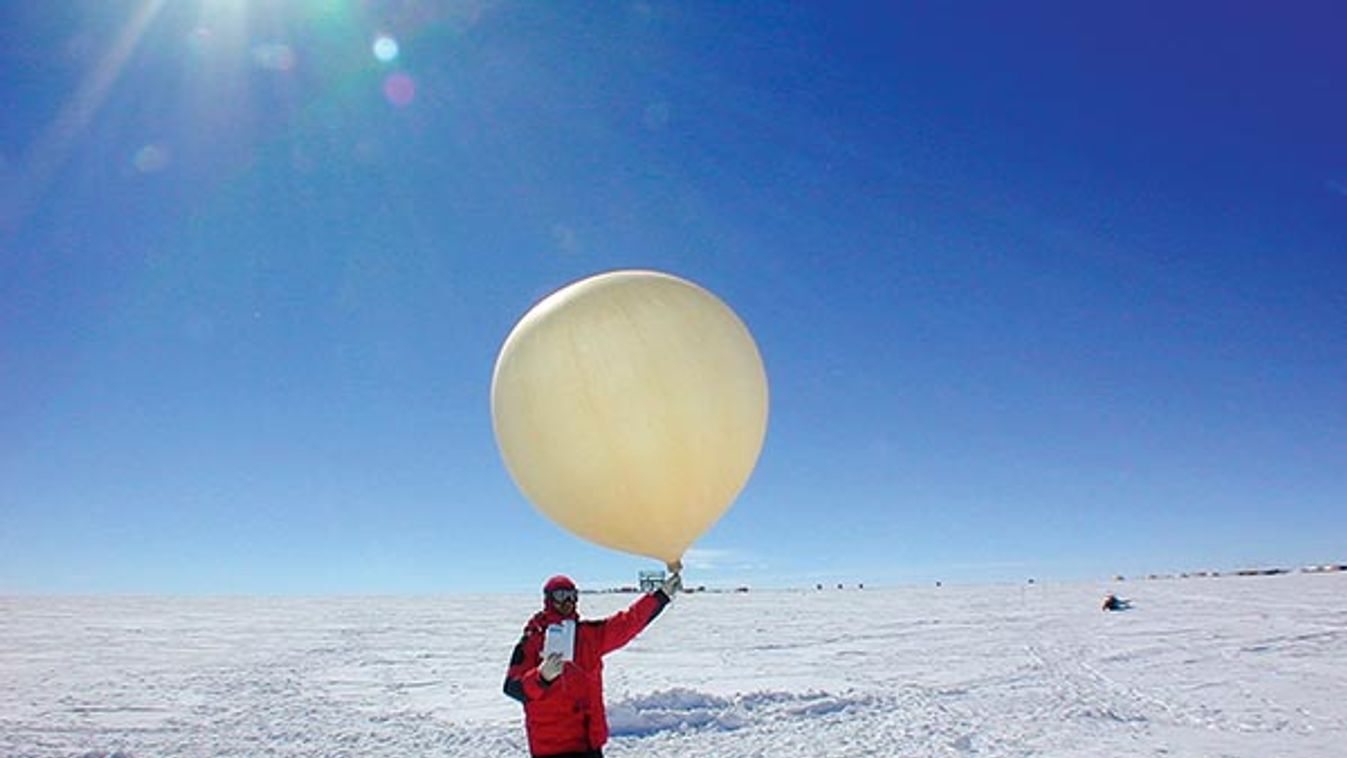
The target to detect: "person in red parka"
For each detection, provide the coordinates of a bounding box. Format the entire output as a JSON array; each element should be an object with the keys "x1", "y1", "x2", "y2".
[{"x1": 504, "y1": 569, "x2": 682, "y2": 758}]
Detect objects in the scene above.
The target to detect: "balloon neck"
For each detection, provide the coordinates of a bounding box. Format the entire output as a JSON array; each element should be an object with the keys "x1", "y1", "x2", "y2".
[{"x1": 666, "y1": 560, "x2": 683, "y2": 574}]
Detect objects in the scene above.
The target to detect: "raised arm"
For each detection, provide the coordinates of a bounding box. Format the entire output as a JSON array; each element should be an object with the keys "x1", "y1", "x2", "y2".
[{"x1": 595, "y1": 589, "x2": 672, "y2": 656}]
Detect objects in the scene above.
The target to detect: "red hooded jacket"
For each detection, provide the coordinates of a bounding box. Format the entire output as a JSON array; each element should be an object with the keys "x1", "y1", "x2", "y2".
[{"x1": 503, "y1": 588, "x2": 670, "y2": 756}]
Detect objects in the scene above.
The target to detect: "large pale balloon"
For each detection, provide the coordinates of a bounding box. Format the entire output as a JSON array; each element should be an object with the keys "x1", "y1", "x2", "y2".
[{"x1": 491, "y1": 270, "x2": 768, "y2": 565}]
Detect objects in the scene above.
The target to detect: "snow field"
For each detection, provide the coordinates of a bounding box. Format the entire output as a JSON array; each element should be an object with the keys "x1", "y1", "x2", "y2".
[{"x1": 2, "y1": 572, "x2": 1344, "y2": 757}]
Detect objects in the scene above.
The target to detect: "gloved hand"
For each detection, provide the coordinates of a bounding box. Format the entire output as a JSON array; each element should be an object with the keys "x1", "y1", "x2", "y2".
[
  {"x1": 660, "y1": 571, "x2": 683, "y2": 597},
  {"x1": 539, "y1": 652, "x2": 564, "y2": 682}
]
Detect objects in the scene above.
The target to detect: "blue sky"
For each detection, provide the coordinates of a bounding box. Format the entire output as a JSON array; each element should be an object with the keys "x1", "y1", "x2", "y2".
[{"x1": 2, "y1": 2, "x2": 1343, "y2": 594}]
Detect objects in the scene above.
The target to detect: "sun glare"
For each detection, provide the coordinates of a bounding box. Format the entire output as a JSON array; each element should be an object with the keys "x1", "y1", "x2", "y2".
[{"x1": 3, "y1": 0, "x2": 167, "y2": 233}]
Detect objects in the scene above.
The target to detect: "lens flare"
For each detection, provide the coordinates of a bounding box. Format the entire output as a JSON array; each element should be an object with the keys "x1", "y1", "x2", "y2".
[
  {"x1": 132, "y1": 143, "x2": 170, "y2": 173},
  {"x1": 382, "y1": 72, "x2": 416, "y2": 107},
  {"x1": 373, "y1": 35, "x2": 399, "y2": 63}
]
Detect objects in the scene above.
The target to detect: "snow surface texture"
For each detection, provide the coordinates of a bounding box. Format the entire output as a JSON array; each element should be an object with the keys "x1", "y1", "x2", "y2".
[{"x1": 3, "y1": 573, "x2": 1344, "y2": 757}]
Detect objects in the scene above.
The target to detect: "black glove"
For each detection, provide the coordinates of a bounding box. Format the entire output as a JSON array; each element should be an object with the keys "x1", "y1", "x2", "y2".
[{"x1": 661, "y1": 572, "x2": 683, "y2": 597}]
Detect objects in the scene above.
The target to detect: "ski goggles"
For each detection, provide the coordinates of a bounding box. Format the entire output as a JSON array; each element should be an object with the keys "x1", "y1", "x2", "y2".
[{"x1": 548, "y1": 588, "x2": 578, "y2": 603}]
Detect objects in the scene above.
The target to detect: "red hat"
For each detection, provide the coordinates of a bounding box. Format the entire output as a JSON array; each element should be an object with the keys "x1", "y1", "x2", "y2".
[{"x1": 543, "y1": 575, "x2": 576, "y2": 593}]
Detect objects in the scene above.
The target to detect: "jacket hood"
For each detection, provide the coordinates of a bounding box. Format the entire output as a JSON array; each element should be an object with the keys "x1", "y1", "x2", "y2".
[{"x1": 543, "y1": 575, "x2": 576, "y2": 593}]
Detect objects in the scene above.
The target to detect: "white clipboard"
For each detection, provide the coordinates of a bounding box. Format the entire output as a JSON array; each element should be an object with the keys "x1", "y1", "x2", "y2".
[{"x1": 542, "y1": 620, "x2": 575, "y2": 661}]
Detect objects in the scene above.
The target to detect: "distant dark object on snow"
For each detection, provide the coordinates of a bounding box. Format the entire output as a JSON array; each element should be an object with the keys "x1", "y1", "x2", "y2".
[
  {"x1": 1102, "y1": 593, "x2": 1133, "y2": 612},
  {"x1": 1233, "y1": 567, "x2": 1290, "y2": 577}
]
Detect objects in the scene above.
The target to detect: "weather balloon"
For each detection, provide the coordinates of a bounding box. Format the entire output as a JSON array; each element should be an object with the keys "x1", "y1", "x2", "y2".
[{"x1": 491, "y1": 270, "x2": 768, "y2": 566}]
